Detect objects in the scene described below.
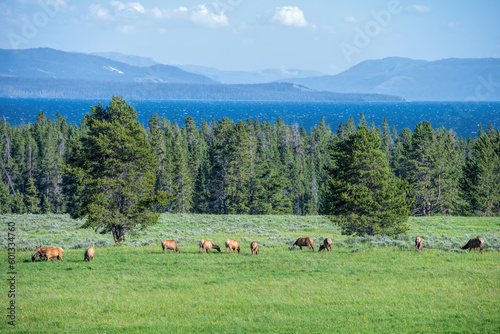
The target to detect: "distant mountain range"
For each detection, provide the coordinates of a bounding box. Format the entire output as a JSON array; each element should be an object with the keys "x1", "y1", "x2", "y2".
[
  {"x1": 90, "y1": 51, "x2": 159, "y2": 68},
  {"x1": 0, "y1": 48, "x2": 400, "y2": 101},
  {"x1": 176, "y1": 65, "x2": 326, "y2": 84},
  {"x1": 90, "y1": 52, "x2": 326, "y2": 84},
  {"x1": 280, "y1": 57, "x2": 500, "y2": 101},
  {"x1": 0, "y1": 48, "x2": 215, "y2": 84},
  {"x1": 1, "y1": 48, "x2": 498, "y2": 101}
]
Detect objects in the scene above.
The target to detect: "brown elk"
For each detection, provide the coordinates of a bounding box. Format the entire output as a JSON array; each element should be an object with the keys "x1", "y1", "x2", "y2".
[
  {"x1": 250, "y1": 241, "x2": 259, "y2": 255},
  {"x1": 225, "y1": 239, "x2": 241, "y2": 254},
  {"x1": 33, "y1": 247, "x2": 63, "y2": 262},
  {"x1": 32, "y1": 246, "x2": 48, "y2": 262},
  {"x1": 415, "y1": 236, "x2": 423, "y2": 252},
  {"x1": 318, "y1": 238, "x2": 332, "y2": 252},
  {"x1": 199, "y1": 239, "x2": 221, "y2": 254},
  {"x1": 292, "y1": 237, "x2": 314, "y2": 251},
  {"x1": 161, "y1": 240, "x2": 180, "y2": 254},
  {"x1": 461, "y1": 237, "x2": 484, "y2": 253},
  {"x1": 84, "y1": 247, "x2": 95, "y2": 261}
]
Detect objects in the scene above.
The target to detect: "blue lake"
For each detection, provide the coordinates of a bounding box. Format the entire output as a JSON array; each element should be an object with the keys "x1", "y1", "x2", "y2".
[{"x1": 0, "y1": 98, "x2": 499, "y2": 137}]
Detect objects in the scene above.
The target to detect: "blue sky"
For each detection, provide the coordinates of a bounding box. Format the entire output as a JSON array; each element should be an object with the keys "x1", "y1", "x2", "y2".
[{"x1": 1, "y1": 0, "x2": 499, "y2": 74}]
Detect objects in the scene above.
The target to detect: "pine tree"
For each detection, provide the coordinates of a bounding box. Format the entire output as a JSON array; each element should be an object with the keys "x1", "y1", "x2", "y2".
[
  {"x1": 226, "y1": 121, "x2": 252, "y2": 214},
  {"x1": 250, "y1": 161, "x2": 292, "y2": 214},
  {"x1": 171, "y1": 131, "x2": 193, "y2": 213},
  {"x1": 41, "y1": 194, "x2": 51, "y2": 214},
  {"x1": 380, "y1": 117, "x2": 392, "y2": 161},
  {"x1": 359, "y1": 113, "x2": 367, "y2": 127},
  {"x1": 326, "y1": 125, "x2": 411, "y2": 236},
  {"x1": 433, "y1": 126, "x2": 464, "y2": 214},
  {"x1": 61, "y1": 121, "x2": 85, "y2": 217},
  {"x1": 460, "y1": 134, "x2": 500, "y2": 215},
  {"x1": 0, "y1": 181, "x2": 11, "y2": 213},
  {"x1": 192, "y1": 160, "x2": 210, "y2": 213},
  {"x1": 24, "y1": 177, "x2": 40, "y2": 213},
  {"x1": 63, "y1": 97, "x2": 168, "y2": 242},
  {"x1": 305, "y1": 160, "x2": 319, "y2": 215},
  {"x1": 391, "y1": 128, "x2": 412, "y2": 178},
  {"x1": 345, "y1": 116, "x2": 356, "y2": 135},
  {"x1": 206, "y1": 118, "x2": 233, "y2": 214},
  {"x1": 148, "y1": 114, "x2": 169, "y2": 198},
  {"x1": 11, "y1": 191, "x2": 25, "y2": 214},
  {"x1": 403, "y1": 121, "x2": 437, "y2": 216},
  {"x1": 337, "y1": 123, "x2": 346, "y2": 140}
]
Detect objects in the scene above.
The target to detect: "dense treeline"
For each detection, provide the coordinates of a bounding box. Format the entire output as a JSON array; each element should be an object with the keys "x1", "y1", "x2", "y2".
[
  {"x1": 0, "y1": 109, "x2": 499, "y2": 217},
  {"x1": 0, "y1": 78, "x2": 401, "y2": 101}
]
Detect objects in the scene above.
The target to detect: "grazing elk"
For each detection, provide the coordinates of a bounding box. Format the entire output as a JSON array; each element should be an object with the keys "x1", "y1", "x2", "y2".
[
  {"x1": 33, "y1": 247, "x2": 63, "y2": 262},
  {"x1": 461, "y1": 237, "x2": 484, "y2": 253},
  {"x1": 225, "y1": 239, "x2": 241, "y2": 254},
  {"x1": 415, "y1": 236, "x2": 423, "y2": 252},
  {"x1": 250, "y1": 241, "x2": 259, "y2": 255},
  {"x1": 292, "y1": 237, "x2": 314, "y2": 251},
  {"x1": 199, "y1": 239, "x2": 221, "y2": 254},
  {"x1": 161, "y1": 240, "x2": 180, "y2": 254},
  {"x1": 32, "y1": 246, "x2": 48, "y2": 262},
  {"x1": 84, "y1": 247, "x2": 95, "y2": 261},
  {"x1": 318, "y1": 238, "x2": 332, "y2": 252}
]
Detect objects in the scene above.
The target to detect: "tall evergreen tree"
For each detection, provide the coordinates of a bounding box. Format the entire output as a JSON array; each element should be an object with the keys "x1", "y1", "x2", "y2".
[
  {"x1": 24, "y1": 177, "x2": 40, "y2": 213},
  {"x1": 171, "y1": 131, "x2": 193, "y2": 213},
  {"x1": 147, "y1": 113, "x2": 169, "y2": 198},
  {"x1": 460, "y1": 134, "x2": 500, "y2": 216},
  {"x1": 403, "y1": 121, "x2": 437, "y2": 216},
  {"x1": 380, "y1": 117, "x2": 392, "y2": 161},
  {"x1": 0, "y1": 181, "x2": 11, "y2": 213},
  {"x1": 63, "y1": 97, "x2": 168, "y2": 242},
  {"x1": 326, "y1": 125, "x2": 411, "y2": 236},
  {"x1": 226, "y1": 121, "x2": 252, "y2": 214},
  {"x1": 433, "y1": 126, "x2": 464, "y2": 214},
  {"x1": 192, "y1": 160, "x2": 210, "y2": 213},
  {"x1": 206, "y1": 118, "x2": 233, "y2": 214},
  {"x1": 41, "y1": 194, "x2": 51, "y2": 214},
  {"x1": 11, "y1": 191, "x2": 25, "y2": 214}
]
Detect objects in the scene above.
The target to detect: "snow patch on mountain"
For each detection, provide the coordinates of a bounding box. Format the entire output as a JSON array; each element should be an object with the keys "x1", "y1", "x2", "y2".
[{"x1": 103, "y1": 66, "x2": 124, "y2": 74}]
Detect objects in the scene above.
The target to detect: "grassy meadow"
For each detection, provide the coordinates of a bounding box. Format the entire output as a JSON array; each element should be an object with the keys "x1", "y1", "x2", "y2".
[{"x1": 1, "y1": 214, "x2": 499, "y2": 333}]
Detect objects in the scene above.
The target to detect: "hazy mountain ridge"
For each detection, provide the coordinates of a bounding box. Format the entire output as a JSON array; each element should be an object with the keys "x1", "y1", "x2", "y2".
[
  {"x1": 0, "y1": 48, "x2": 215, "y2": 84},
  {"x1": 1, "y1": 48, "x2": 498, "y2": 101},
  {"x1": 176, "y1": 65, "x2": 326, "y2": 84},
  {"x1": 280, "y1": 57, "x2": 500, "y2": 101},
  {"x1": 90, "y1": 52, "x2": 159, "y2": 68},
  {"x1": 84, "y1": 51, "x2": 327, "y2": 84},
  {"x1": 0, "y1": 48, "x2": 402, "y2": 101}
]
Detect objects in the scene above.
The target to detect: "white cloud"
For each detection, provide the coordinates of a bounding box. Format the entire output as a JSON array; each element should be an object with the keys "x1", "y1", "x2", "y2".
[
  {"x1": 271, "y1": 6, "x2": 308, "y2": 27},
  {"x1": 110, "y1": 1, "x2": 144, "y2": 14},
  {"x1": 88, "y1": 4, "x2": 110, "y2": 20},
  {"x1": 150, "y1": 6, "x2": 188, "y2": 19},
  {"x1": 344, "y1": 16, "x2": 358, "y2": 23},
  {"x1": 405, "y1": 5, "x2": 430, "y2": 13},
  {"x1": 190, "y1": 4, "x2": 229, "y2": 28}
]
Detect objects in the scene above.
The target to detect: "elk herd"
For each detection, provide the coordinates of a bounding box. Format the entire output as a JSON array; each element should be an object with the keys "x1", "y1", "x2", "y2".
[{"x1": 30, "y1": 236, "x2": 486, "y2": 263}]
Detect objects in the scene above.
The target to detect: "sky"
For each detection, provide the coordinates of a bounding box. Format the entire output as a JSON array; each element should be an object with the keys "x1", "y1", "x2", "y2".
[{"x1": 1, "y1": 0, "x2": 499, "y2": 74}]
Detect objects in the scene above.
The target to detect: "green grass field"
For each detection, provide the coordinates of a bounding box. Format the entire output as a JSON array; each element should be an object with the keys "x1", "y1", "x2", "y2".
[{"x1": 1, "y1": 214, "x2": 499, "y2": 333}]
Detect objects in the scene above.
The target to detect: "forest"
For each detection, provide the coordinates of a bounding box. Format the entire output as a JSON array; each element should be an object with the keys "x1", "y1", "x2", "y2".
[
  {"x1": 0, "y1": 78, "x2": 401, "y2": 101},
  {"x1": 0, "y1": 104, "x2": 499, "y2": 218}
]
